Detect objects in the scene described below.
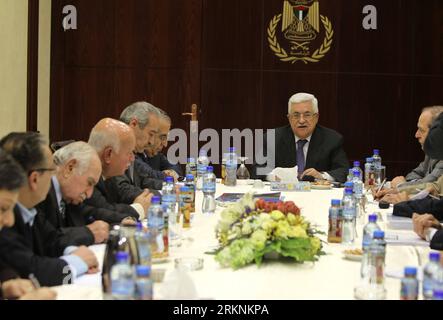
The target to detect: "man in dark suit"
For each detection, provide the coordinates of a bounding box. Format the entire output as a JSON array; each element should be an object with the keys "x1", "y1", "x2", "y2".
[
  {"x1": 85, "y1": 118, "x2": 153, "y2": 222},
  {"x1": 36, "y1": 141, "x2": 109, "y2": 245},
  {"x1": 255, "y1": 93, "x2": 349, "y2": 183},
  {"x1": 412, "y1": 112, "x2": 443, "y2": 250},
  {"x1": 0, "y1": 132, "x2": 98, "y2": 286}
]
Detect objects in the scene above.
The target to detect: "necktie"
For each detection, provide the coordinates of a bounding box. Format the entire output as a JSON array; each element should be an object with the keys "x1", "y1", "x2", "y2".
[
  {"x1": 59, "y1": 199, "x2": 66, "y2": 223},
  {"x1": 296, "y1": 139, "x2": 308, "y2": 176}
]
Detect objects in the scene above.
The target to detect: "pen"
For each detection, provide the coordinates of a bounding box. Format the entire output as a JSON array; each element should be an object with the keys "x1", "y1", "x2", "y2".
[
  {"x1": 375, "y1": 178, "x2": 387, "y2": 194},
  {"x1": 415, "y1": 188, "x2": 440, "y2": 200},
  {"x1": 29, "y1": 273, "x2": 41, "y2": 289}
]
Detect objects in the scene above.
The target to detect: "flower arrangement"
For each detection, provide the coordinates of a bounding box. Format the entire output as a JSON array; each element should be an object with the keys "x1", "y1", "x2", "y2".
[{"x1": 213, "y1": 193, "x2": 324, "y2": 269}]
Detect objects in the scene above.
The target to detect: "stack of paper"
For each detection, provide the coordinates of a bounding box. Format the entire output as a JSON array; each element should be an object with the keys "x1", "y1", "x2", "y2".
[{"x1": 386, "y1": 214, "x2": 413, "y2": 230}]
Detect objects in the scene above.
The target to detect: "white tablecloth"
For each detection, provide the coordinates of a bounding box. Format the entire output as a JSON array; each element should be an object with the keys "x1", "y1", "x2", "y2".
[{"x1": 54, "y1": 182, "x2": 430, "y2": 300}]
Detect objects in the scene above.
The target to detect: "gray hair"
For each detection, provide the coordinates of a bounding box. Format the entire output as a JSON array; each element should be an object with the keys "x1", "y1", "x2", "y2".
[
  {"x1": 422, "y1": 106, "x2": 443, "y2": 128},
  {"x1": 54, "y1": 141, "x2": 99, "y2": 175},
  {"x1": 120, "y1": 101, "x2": 161, "y2": 129},
  {"x1": 88, "y1": 126, "x2": 120, "y2": 154},
  {"x1": 158, "y1": 108, "x2": 172, "y2": 124},
  {"x1": 288, "y1": 93, "x2": 319, "y2": 114}
]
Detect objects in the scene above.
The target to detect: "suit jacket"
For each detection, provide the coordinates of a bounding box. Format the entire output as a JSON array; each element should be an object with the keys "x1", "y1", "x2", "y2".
[
  {"x1": 254, "y1": 125, "x2": 349, "y2": 182},
  {"x1": 105, "y1": 160, "x2": 162, "y2": 205},
  {"x1": 82, "y1": 177, "x2": 140, "y2": 224},
  {"x1": 393, "y1": 197, "x2": 443, "y2": 221},
  {"x1": 0, "y1": 207, "x2": 74, "y2": 286},
  {"x1": 36, "y1": 184, "x2": 94, "y2": 246},
  {"x1": 143, "y1": 152, "x2": 183, "y2": 176},
  {"x1": 403, "y1": 156, "x2": 443, "y2": 186},
  {"x1": 431, "y1": 229, "x2": 443, "y2": 250}
]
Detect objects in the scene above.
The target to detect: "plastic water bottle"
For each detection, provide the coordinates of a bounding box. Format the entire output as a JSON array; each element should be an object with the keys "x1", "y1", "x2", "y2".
[
  {"x1": 134, "y1": 265, "x2": 153, "y2": 300},
  {"x1": 364, "y1": 157, "x2": 375, "y2": 189},
  {"x1": 423, "y1": 252, "x2": 441, "y2": 300},
  {"x1": 202, "y1": 166, "x2": 216, "y2": 214},
  {"x1": 185, "y1": 174, "x2": 196, "y2": 213},
  {"x1": 343, "y1": 181, "x2": 354, "y2": 197},
  {"x1": 369, "y1": 230, "x2": 386, "y2": 286},
  {"x1": 342, "y1": 188, "x2": 356, "y2": 244},
  {"x1": 361, "y1": 214, "x2": 381, "y2": 278},
  {"x1": 372, "y1": 149, "x2": 382, "y2": 169},
  {"x1": 352, "y1": 169, "x2": 363, "y2": 200},
  {"x1": 111, "y1": 251, "x2": 135, "y2": 300},
  {"x1": 225, "y1": 147, "x2": 237, "y2": 186},
  {"x1": 400, "y1": 267, "x2": 419, "y2": 300},
  {"x1": 196, "y1": 150, "x2": 209, "y2": 190},
  {"x1": 179, "y1": 186, "x2": 193, "y2": 228},
  {"x1": 432, "y1": 259, "x2": 443, "y2": 300},
  {"x1": 352, "y1": 161, "x2": 363, "y2": 180},
  {"x1": 135, "y1": 222, "x2": 151, "y2": 268},
  {"x1": 147, "y1": 196, "x2": 164, "y2": 257},
  {"x1": 327, "y1": 199, "x2": 342, "y2": 243},
  {"x1": 161, "y1": 176, "x2": 176, "y2": 213},
  {"x1": 186, "y1": 157, "x2": 197, "y2": 178}
]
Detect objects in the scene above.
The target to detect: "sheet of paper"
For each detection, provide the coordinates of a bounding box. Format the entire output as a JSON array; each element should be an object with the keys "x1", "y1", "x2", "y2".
[{"x1": 385, "y1": 231, "x2": 429, "y2": 247}]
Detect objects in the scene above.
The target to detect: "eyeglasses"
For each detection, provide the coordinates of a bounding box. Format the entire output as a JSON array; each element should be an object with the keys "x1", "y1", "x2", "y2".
[
  {"x1": 288, "y1": 112, "x2": 318, "y2": 121},
  {"x1": 28, "y1": 167, "x2": 56, "y2": 176}
]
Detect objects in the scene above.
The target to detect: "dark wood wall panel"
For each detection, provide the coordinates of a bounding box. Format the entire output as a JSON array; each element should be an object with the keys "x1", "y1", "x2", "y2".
[{"x1": 50, "y1": 0, "x2": 443, "y2": 179}]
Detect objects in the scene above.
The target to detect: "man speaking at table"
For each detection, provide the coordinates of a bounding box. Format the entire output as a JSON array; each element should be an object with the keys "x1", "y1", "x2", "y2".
[{"x1": 255, "y1": 92, "x2": 349, "y2": 183}]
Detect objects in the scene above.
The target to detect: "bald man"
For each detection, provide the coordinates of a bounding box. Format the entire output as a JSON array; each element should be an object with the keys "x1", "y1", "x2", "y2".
[{"x1": 81, "y1": 118, "x2": 152, "y2": 224}]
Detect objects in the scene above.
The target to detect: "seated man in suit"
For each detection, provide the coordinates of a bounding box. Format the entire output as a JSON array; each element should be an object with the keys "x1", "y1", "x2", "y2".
[
  {"x1": 413, "y1": 112, "x2": 443, "y2": 250},
  {"x1": 255, "y1": 92, "x2": 349, "y2": 183},
  {"x1": 140, "y1": 109, "x2": 183, "y2": 179},
  {"x1": 0, "y1": 151, "x2": 56, "y2": 300},
  {"x1": 36, "y1": 141, "x2": 109, "y2": 245},
  {"x1": 106, "y1": 102, "x2": 167, "y2": 205},
  {"x1": 0, "y1": 132, "x2": 98, "y2": 286},
  {"x1": 376, "y1": 106, "x2": 443, "y2": 204},
  {"x1": 84, "y1": 118, "x2": 153, "y2": 223}
]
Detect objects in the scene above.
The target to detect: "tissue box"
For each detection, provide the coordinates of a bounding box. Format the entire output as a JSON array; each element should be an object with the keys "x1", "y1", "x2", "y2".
[{"x1": 270, "y1": 181, "x2": 311, "y2": 192}]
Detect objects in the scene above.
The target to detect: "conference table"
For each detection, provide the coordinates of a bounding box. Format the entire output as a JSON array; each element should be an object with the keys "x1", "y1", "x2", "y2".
[{"x1": 53, "y1": 181, "x2": 432, "y2": 300}]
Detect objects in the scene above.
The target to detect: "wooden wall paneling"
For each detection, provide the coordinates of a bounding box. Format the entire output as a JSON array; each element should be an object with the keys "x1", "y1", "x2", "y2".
[
  {"x1": 27, "y1": 0, "x2": 39, "y2": 132},
  {"x1": 202, "y1": 0, "x2": 263, "y2": 69}
]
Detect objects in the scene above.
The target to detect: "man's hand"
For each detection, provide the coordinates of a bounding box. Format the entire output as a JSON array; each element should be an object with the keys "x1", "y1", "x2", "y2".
[
  {"x1": 72, "y1": 246, "x2": 99, "y2": 270},
  {"x1": 413, "y1": 213, "x2": 441, "y2": 239},
  {"x1": 86, "y1": 220, "x2": 110, "y2": 244},
  {"x1": 2, "y1": 279, "x2": 34, "y2": 299},
  {"x1": 426, "y1": 185, "x2": 439, "y2": 196},
  {"x1": 301, "y1": 168, "x2": 323, "y2": 180},
  {"x1": 134, "y1": 190, "x2": 153, "y2": 212},
  {"x1": 373, "y1": 187, "x2": 396, "y2": 200},
  {"x1": 391, "y1": 176, "x2": 407, "y2": 189},
  {"x1": 163, "y1": 169, "x2": 179, "y2": 182},
  {"x1": 121, "y1": 217, "x2": 137, "y2": 226},
  {"x1": 381, "y1": 191, "x2": 409, "y2": 205},
  {"x1": 19, "y1": 288, "x2": 57, "y2": 300}
]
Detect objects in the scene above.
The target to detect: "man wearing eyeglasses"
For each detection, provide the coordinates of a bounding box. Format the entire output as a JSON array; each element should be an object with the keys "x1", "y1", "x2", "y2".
[
  {"x1": 262, "y1": 92, "x2": 349, "y2": 183},
  {"x1": 0, "y1": 132, "x2": 98, "y2": 286},
  {"x1": 142, "y1": 109, "x2": 182, "y2": 180}
]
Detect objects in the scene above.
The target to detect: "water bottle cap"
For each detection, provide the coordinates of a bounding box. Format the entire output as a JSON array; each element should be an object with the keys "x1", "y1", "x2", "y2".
[
  {"x1": 373, "y1": 149, "x2": 380, "y2": 155},
  {"x1": 345, "y1": 188, "x2": 353, "y2": 195},
  {"x1": 331, "y1": 199, "x2": 341, "y2": 206},
  {"x1": 199, "y1": 149, "x2": 207, "y2": 156},
  {"x1": 207, "y1": 166, "x2": 214, "y2": 172},
  {"x1": 165, "y1": 176, "x2": 174, "y2": 183},
  {"x1": 187, "y1": 157, "x2": 195, "y2": 163},
  {"x1": 151, "y1": 196, "x2": 161, "y2": 204},
  {"x1": 404, "y1": 267, "x2": 417, "y2": 276},
  {"x1": 430, "y1": 252, "x2": 441, "y2": 261},
  {"x1": 180, "y1": 186, "x2": 190, "y2": 192},
  {"x1": 186, "y1": 174, "x2": 194, "y2": 181},
  {"x1": 229, "y1": 147, "x2": 236, "y2": 152},
  {"x1": 344, "y1": 182, "x2": 354, "y2": 188},
  {"x1": 368, "y1": 214, "x2": 377, "y2": 222},
  {"x1": 353, "y1": 161, "x2": 360, "y2": 167},
  {"x1": 352, "y1": 169, "x2": 361, "y2": 177},
  {"x1": 373, "y1": 230, "x2": 385, "y2": 238},
  {"x1": 116, "y1": 251, "x2": 129, "y2": 262},
  {"x1": 136, "y1": 222, "x2": 143, "y2": 231},
  {"x1": 136, "y1": 265, "x2": 151, "y2": 277},
  {"x1": 433, "y1": 290, "x2": 443, "y2": 299},
  {"x1": 366, "y1": 157, "x2": 374, "y2": 162}
]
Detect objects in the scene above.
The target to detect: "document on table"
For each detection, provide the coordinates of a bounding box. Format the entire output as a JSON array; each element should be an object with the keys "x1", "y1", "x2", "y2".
[
  {"x1": 386, "y1": 214, "x2": 413, "y2": 230},
  {"x1": 385, "y1": 231, "x2": 429, "y2": 247}
]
